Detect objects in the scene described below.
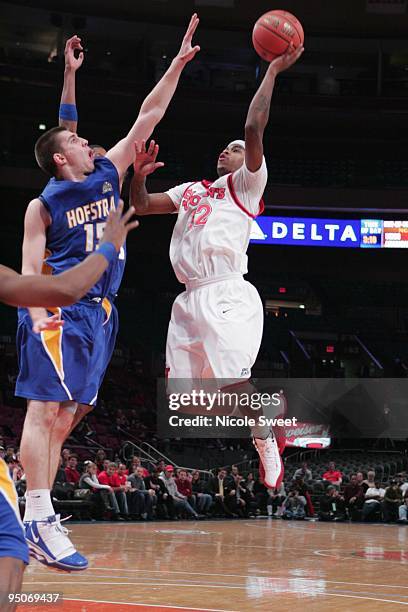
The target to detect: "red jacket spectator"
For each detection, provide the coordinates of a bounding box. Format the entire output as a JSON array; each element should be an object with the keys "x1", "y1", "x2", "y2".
[
  {"x1": 65, "y1": 456, "x2": 80, "y2": 485},
  {"x1": 176, "y1": 471, "x2": 193, "y2": 497},
  {"x1": 98, "y1": 469, "x2": 122, "y2": 489},
  {"x1": 323, "y1": 462, "x2": 342, "y2": 485}
]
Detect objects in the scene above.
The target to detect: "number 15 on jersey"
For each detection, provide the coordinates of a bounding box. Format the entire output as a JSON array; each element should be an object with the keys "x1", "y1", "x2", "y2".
[{"x1": 84, "y1": 222, "x2": 125, "y2": 259}]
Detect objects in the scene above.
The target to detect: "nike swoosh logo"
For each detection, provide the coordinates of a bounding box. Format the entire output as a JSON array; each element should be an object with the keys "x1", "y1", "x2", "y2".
[
  {"x1": 222, "y1": 309, "x2": 233, "y2": 314},
  {"x1": 31, "y1": 526, "x2": 40, "y2": 544}
]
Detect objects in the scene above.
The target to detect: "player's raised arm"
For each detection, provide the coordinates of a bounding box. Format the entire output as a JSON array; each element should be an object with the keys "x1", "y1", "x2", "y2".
[
  {"x1": 244, "y1": 44, "x2": 303, "y2": 172},
  {"x1": 130, "y1": 140, "x2": 176, "y2": 215},
  {"x1": 58, "y1": 35, "x2": 84, "y2": 132},
  {"x1": 1, "y1": 203, "x2": 138, "y2": 309},
  {"x1": 106, "y1": 14, "x2": 200, "y2": 179}
]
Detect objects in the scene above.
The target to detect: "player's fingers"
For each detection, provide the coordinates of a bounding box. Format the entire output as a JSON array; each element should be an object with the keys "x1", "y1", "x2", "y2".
[
  {"x1": 190, "y1": 15, "x2": 200, "y2": 38},
  {"x1": 185, "y1": 13, "x2": 198, "y2": 40},
  {"x1": 125, "y1": 220, "x2": 140, "y2": 232},
  {"x1": 121, "y1": 205, "x2": 136, "y2": 224},
  {"x1": 147, "y1": 140, "x2": 155, "y2": 156},
  {"x1": 151, "y1": 144, "x2": 159, "y2": 161},
  {"x1": 116, "y1": 200, "x2": 125, "y2": 217},
  {"x1": 154, "y1": 162, "x2": 165, "y2": 170}
]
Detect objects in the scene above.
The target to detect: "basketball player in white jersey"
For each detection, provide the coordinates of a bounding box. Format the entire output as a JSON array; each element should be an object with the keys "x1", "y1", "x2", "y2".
[{"x1": 131, "y1": 44, "x2": 304, "y2": 489}]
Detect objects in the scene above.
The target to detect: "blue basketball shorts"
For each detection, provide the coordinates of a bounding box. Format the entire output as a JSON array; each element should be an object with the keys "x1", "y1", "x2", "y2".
[
  {"x1": 0, "y1": 459, "x2": 28, "y2": 564},
  {"x1": 15, "y1": 298, "x2": 118, "y2": 406}
]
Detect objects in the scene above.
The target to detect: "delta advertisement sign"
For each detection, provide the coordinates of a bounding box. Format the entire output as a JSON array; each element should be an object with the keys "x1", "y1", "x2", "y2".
[{"x1": 250, "y1": 217, "x2": 408, "y2": 249}]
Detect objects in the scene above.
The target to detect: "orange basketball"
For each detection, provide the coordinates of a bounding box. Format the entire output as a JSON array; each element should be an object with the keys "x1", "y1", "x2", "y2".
[{"x1": 252, "y1": 9, "x2": 304, "y2": 62}]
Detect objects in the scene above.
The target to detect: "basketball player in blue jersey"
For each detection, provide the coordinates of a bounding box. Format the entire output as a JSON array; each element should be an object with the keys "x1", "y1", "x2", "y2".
[
  {"x1": 0, "y1": 204, "x2": 137, "y2": 609},
  {"x1": 53, "y1": 34, "x2": 133, "y2": 441},
  {"x1": 16, "y1": 14, "x2": 200, "y2": 571}
]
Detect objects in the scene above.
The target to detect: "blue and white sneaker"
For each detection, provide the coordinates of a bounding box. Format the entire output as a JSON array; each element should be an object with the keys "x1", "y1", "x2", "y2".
[{"x1": 25, "y1": 514, "x2": 88, "y2": 571}]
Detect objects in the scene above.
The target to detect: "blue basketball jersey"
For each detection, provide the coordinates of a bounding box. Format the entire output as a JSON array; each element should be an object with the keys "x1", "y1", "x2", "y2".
[{"x1": 39, "y1": 156, "x2": 126, "y2": 300}]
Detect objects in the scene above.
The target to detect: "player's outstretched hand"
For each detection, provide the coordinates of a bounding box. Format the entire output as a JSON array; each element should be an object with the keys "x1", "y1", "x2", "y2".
[
  {"x1": 101, "y1": 200, "x2": 139, "y2": 252},
  {"x1": 33, "y1": 313, "x2": 64, "y2": 334},
  {"x1": 133, "y1": 140, "x2": 164, "y2": 178},
  {"x1": 64, "y1": 35, "x2": 84, "y2": 71},
  {"x1": 175, "y1": 13, "x2": 200, "y2": 65},
  {"x1": 269, "y1": 43, "x2": 304, "y2": 75}
]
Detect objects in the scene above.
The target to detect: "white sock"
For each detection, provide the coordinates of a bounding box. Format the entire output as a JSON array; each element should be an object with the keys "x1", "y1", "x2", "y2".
[
  {"x1": 267, "y1": 504, "x2": 273, "y2": 516},
  {"x1": 23, "y1": 494, "x2": 32, "y2": 522},
  {"x1": 28, "y1": 489, "x2": 54, "y2": 521}
]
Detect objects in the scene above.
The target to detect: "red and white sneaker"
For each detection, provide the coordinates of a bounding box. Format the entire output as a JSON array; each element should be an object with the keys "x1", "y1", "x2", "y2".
[{"x1": 254, "y1": 433, "x2": 284, "y2": 490}]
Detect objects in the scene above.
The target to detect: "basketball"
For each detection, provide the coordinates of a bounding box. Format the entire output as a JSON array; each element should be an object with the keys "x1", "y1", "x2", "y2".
[{"x1": 252, "y1": 9, "x2": 304, "y2": 62}]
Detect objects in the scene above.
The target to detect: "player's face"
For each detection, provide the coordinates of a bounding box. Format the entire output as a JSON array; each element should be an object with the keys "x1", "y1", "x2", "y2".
[
  {"x1": 56, "y1": 131, "x2": 95, "y2": 175},
  {"x1": 217, "y1": 144, "x2": 245, "y2": 177}
]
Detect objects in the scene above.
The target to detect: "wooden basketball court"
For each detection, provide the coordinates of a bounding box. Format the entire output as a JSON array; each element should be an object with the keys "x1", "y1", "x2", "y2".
[{"x1": 21, "y1": 519, "x2": 408, "y2": 611}]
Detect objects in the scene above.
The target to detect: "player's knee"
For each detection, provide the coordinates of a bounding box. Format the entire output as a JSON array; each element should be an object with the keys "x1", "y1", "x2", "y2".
[{"x1": 25, "y1": 401, "x2": 59, "y2": 431}]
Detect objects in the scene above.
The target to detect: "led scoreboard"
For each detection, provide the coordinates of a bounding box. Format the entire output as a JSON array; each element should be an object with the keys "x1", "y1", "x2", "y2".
[
  {"x1": 383, "y1": 221, "x2": 408, "y2": 248},
  {"x1": 250, "y1": 216, "x2": 408, "y2": 249}
]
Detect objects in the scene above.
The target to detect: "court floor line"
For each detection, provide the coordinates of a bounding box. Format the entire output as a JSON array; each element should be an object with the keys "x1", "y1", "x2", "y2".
[
  {"x1": 64, "y1": 598, "x2": 238, "y2": 612},
  {"x1": 31, "y1": 566, "x2": 408, "y2": 592},
  {"x1": 24, "y1": 580, "x2": 408, "y2": 603}
]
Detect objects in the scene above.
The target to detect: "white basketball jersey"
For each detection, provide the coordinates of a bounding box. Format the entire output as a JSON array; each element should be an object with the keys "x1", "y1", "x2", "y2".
[{"x1": 166, "y1": 159, "x2": 267, "y2": 284}]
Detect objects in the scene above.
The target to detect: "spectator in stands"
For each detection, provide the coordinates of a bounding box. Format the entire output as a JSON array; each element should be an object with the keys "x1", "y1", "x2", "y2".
[
  {"x1": 5, "y1": 446, "x2": 16, "y2": 462},
  {"x1": 65, "y1": 455, "x2": 80, "y2": 486},
  {"x1": 127, "y1": 466, "x2": 156, "y2": 519},
  {"x1": 363, "y1": 470, "x2": 376, "y2": 490},
  {"x1": 282, "y1": 489, "x2": 306, "y2": 520},
  {"x1": 322, "y1": 462, "x2": 342, "y2": 487},
  {"x1": 383, "y1": 480, "x2": 403, "y2": 523},
  {"x1": 78, "y1": 462, "x2": 120, "y2": 518},
  {"x1": 145, "y1": 467, "x2": 175, "y2": 519},
  {"x1": 160, "y1": 465, "x2": 200, "y2": 519},
  {"x1": 0, "y1": 445, "x2": 5, "y2": 459},
  {"x1": 231, "y1": 465, "x2": 240, "y2": 478},
  {"x1": 293, "y1": 462, "x2": 313, "y2": 483},
  {"x1": 319, "y1": 486, "x2": 346, "y2": 521},
  {"x1": 399, "y1": 474, "x2": 408, "y2": 497},
  {"x1": 267, "y1": 482, "x2": 286, "y2": 518},
  {"x1": 225, "y1": 474, "x2": 248, "y2": 517},
  {"x1": 98, "y1": 462, "x2": 129, "y2": 519},
  {"x1": 242, "y1": 473, "x2": 258, "y2": 515},
  {"x1": 130, "y1": 455, "x2": 149, "y2": 478},
  {"x1": 117, "y1": 463, "x2": 129, "y2": 479},
  {"x1": 157, "y1": 460, "x2": 166, "y2": 475},
  {"x1": 356, "y1": 471, "x2": 368, "y2": 494},
  {"x1": 362, "y1": 480, "x2": 385, "y2": 521},
  {"x1": 208, "y1": 468, "x2": 234, "y2": 517},
  {"x1": 399, "y1": 493, "x2": 408, "y2": 522},
  {"x1": 245, "y1": 473, "x2": 255, "y2": 494},
  {"x1": 175, "y1": 469, "x2": 196, "y2": 510},
  {"x1": 191, "y1": 470, "x2": 212, "y2": 515},
  {"x1": 61, "y1": 448, "x2": 71, "y2": 467},
  {"x1": 95, "y1": 449, "x2": 107, "y2": 473},
  {"x1": 344, "y1": 473, "x2": 365, "y2": 520},
  {"x1": 293, "y1": 476, "x2": 314, "y2": 517},
  {"x1": 52, "y1": 456, "x2": 73, "y2": 500}
]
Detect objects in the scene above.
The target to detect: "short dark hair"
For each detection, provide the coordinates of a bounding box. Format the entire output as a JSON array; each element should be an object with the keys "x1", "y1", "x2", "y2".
[{"x1": 34, "y1": 126, "x2": 67, "y2": 176}]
